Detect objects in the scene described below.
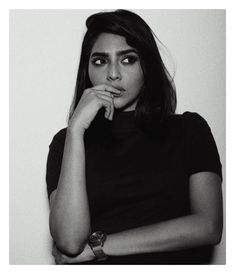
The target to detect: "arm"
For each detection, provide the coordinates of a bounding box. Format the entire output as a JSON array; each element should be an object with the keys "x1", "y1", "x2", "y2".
[
  {"x1": 103, "y1": 172, "x2": 223, "y2": 256},
  {"x1": 53, "y1": 171, "x2": 223, "y2": 263},
  {"x1": 49, "y1": 85, "x2": 120, "y2": 256},
  {"x1": 49, "y1": 129, "x2": 90, "y2": 256}
]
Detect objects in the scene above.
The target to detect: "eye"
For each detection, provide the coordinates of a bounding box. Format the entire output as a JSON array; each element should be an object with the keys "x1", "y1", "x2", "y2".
[
  {"x1": 91, "y1": 58, "x2": 107, "y2": 66},
  {"x1": 122, "y1": 55, "x2": 138, "y2": 64}
]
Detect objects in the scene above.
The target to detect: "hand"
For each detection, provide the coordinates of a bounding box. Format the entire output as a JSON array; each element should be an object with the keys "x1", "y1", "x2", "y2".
[
  {"x1": 52, "y1": 243, "x2": 95, "y2": 265},
  {"x1": 68, "y1": 84, "x2": 122, "y2": 133}
]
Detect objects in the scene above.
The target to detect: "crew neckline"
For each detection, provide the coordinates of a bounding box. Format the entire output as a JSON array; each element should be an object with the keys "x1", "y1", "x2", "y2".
[{"x1": 111, "y1": 110, "x2": 137, "y2": 131}]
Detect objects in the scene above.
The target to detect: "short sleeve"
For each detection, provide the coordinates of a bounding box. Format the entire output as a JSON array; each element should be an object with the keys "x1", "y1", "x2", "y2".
[
  {"x1": 183, "y1": 112, "x2": 222, "y2": 181},
  {"x1": 46, "y1": 128, "x2": 67, "y2": 199}
]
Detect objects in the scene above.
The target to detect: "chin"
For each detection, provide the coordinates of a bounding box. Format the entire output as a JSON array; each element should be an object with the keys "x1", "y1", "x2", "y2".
[
  {"x1": 114, "y1": 101, "x2": 136, "y2": 112},
  {"x1": 113, "y1": 99, "x2": 128, "y2": 109}
]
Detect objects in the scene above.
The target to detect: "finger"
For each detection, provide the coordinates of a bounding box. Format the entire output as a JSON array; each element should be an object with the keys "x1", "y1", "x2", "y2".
[
  {"x1": 92, "y1": 89, "x2": 118, "y2": 119},
  {"x1": 92, "y1": 84, "x2": 122, "y2": 95},
  {"x1": 92, "y1": 90, "x2": 114, "y2": 101},
  {"x1": 54, "y1": 254, "x2": 63, "y2": 265},
  {"x1": 60, "y1": 255, "x2": 73, "y2": 264},
  {"x1": 101, "y1": 96, "x2": 114, "y2": 121},
  {"x1": 52, "y1": 245, "x2": 59, "y2": 258},
  {"x1": 89, "y1": 89, "x2": 115, "y2": 119},
  {"x1": 53, "y1": 253, "x2": 69, "y2": 265},
  {"x1": 52, "y1": 248, "x2": 56, "y2": 257},
  {"x1": 52, "y1": 246, "x2": 65, "y2": 264},
  {"x1": 55, "y1": 258, "x2": 60, "y2": 265},
  {"x1": 96, "y1": 95, "x2": 113, "y2": 120},
  {"x1": 110, "y1": 96, "x2": 114, "y2": 120},
  {"x1": 108, "y1": 97, "x2": 114, "y2": 121},
  {"x1": 90, "y1": 89, "x2": 114, "y2": 100}
]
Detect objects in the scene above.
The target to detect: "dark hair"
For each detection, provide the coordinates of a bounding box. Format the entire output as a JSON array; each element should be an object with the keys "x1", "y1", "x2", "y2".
[{"x1": 68, "y1": 9, "x2": 176, "y2": 133}]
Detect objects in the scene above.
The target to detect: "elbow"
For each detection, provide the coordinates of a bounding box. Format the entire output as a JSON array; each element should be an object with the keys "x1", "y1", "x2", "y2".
[
  {"x1": 49, "y1": 217, "x2": 90, "y2": 256},
  {"x1": 50, "y1": 226, "x2": 89, "y2": 256},
  {"x1": 205, "y1": 221, "x2": 223, "y2": 246},
  {"x1": 209, "y1": 228, "x2": 223, "y2": 246},
  {"x1": 55, "y1": 238, "x2": 87, "y2": 257},
  {"x1": 50, "y1": 229, "x2": 90, "y2": 256}
]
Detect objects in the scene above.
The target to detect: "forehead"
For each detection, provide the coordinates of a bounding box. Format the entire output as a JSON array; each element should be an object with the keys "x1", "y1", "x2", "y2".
[{"x1": 91, "y1": 33, "x2": 133, "y2": 53}]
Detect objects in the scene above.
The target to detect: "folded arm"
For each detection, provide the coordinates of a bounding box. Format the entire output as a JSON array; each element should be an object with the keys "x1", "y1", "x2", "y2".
[{"x1": 52, "y1": 171, "x2": 223, "y2": 264}]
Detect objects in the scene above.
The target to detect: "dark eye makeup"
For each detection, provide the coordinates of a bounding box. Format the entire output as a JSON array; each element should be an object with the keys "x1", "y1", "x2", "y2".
[
  {"x1": 91, "y1": 58, "x2": 107, "y2": 66},
  {"x1": 121, "y1": 55, "x2": 138, "y2": 64},
  {"x1": 90, "y1": 54, "x2": 139, "y2": 66}
]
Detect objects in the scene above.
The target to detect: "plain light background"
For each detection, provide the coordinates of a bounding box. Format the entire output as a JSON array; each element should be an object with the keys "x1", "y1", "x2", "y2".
[{"x1": 9, "y1": 9, "x2": 225, "y2": 264}]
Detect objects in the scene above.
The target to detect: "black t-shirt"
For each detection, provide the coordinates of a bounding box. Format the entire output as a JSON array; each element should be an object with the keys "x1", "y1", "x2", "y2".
[{"x1": 46, "y1": 111, "x2": 222, "y2": 264}]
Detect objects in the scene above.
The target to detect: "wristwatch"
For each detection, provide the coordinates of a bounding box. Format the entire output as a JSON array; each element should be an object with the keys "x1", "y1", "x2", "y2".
[{"x1": 88, "y1": 231, "x2": 108, "y2": 261}]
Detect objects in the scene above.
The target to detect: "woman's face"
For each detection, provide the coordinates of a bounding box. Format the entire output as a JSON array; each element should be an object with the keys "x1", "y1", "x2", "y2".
[{"x1": 88, "y1": 33, "x2": 144, "y2": 111}]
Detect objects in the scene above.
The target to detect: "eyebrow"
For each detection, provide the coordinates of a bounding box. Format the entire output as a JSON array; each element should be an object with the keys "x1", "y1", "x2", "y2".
[{"x1": 90, "y1": 49, "x2": 138, "y2": 58}]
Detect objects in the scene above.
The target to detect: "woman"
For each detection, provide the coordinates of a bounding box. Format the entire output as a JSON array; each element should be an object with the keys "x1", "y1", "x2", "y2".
[{"x1": 46, "y1": 9, "x2": 223, "y2": 264}]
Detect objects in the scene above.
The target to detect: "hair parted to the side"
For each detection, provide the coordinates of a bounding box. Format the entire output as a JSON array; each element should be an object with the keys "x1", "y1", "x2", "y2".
[{"x1": 68, "y1": 9, "x2": 177, "y2": 133}]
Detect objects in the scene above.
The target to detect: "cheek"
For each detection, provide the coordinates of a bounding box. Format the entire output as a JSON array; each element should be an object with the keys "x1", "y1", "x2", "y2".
[
  {"x1": 127, "y1": 69, "x2": 144, "y2": 91},
  {"x1": 88, "y1": 66, "x2": 95, "y2": 85},
  {"x1": 88, "y1": 66, "x2": 103, "y2": 85}
]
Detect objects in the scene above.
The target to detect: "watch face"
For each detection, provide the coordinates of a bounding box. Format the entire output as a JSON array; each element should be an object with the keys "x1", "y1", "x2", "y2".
[{"x1": 89, "y1": 231, "x2": 106, "y2": 246}]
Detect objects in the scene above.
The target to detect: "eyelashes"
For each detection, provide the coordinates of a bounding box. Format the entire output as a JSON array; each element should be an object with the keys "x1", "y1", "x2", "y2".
[
  {"x1": 122, "y1": 56, "x2": 138, "y2": 64},
  {"x1": 91, "y1": 55, "x2": 139, "y2": 66},
  {"x1": 91, "y1": 58, "x2": 106, "y2": 66}
]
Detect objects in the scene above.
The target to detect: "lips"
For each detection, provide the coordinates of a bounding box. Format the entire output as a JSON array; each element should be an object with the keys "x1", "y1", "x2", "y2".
[
  {"x1": 113, "y1": 93, "x2": 123, "y2": 97},
  {"x1": 111, "y1": 86, "x2": 126, "y2": 92},
  {"x1": 111, "y1": 86, "x2": 125, "y2": 97}
]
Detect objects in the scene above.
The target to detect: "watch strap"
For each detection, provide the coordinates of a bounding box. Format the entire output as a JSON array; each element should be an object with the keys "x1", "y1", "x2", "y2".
[{"x1": 91, "y1": 245, "x2": 108, "y2": 261}]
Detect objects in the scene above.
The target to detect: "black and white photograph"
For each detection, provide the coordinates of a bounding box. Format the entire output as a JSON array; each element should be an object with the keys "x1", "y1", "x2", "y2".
[{"x1": 9, "y1": 9, "x2": 226, "y2": 265}]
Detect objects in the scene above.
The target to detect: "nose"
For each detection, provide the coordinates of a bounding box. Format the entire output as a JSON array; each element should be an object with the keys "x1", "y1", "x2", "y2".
[{"x1": 107, "y1": 63, "x2": 121, "y2": 81}]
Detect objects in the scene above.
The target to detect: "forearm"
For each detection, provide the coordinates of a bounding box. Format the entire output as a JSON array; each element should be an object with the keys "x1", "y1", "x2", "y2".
[
  {"x1": 49, "y1": 128, "x2": 90, "y2": 255},
  {"x1": 103, "y1": 214, "x2": 221, "y2": 256}
]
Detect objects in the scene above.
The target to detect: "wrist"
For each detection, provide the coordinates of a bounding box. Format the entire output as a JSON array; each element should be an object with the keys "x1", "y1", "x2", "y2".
[
  {"x1": 88, "y1": 231, "x2": 108, "y2": 261},
  {"x1": 67, "y1": 124, "x2": 85, "y2": 137}
]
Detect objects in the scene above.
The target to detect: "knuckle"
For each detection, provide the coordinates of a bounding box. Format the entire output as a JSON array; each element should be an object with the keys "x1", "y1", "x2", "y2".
[
  {"x1": 84, "y1": 88, "x2": 92, "y2": 95},
  {"x1": 95, "y1": 98, "x2": 102, "y2": 107},
  {"x1": 100, "y1": 84, "x2": 106, "y2": 89},
  {"x1": 94, "y1": 95, "x2": 100, "y2": 102},
  {"x1": 83, "y1": 89, "x2": 88, "y2": 95}
]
